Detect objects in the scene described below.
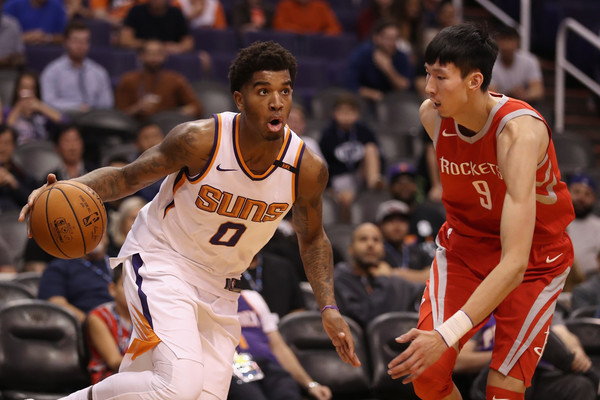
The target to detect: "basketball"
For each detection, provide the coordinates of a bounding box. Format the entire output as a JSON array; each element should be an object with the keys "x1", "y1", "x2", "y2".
[{"x1": 30, "y1": 181, "x2": 107, "y2": 259}]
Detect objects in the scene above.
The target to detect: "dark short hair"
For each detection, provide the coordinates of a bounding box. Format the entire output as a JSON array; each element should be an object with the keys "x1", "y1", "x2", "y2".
[
  {"x1": 371, "y1": 18, "x2": 398, "y2": 36},
  {"x1": 228, "y1": 41, "x2": 297, "y2": 93},
  {"x1": 64, "y1": 20, "x2": 90, "y2": 38},
  {"x1": 424, "y1": 22, "x2": 498, "y2": 92},
  {"x1": 333, "y1": 92, "x2": 360, "y2": 110},
  {"x1": 0, "y1": 124, "x2": 17, "y2": 144},
  {"x1": 53, "y1": 123, "x2": 81, "y2": 144}
]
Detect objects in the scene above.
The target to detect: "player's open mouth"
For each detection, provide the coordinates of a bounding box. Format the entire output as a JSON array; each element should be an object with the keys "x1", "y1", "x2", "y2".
[{"x1": 268, "y1": 118, "x2": 283, "y2": 132}]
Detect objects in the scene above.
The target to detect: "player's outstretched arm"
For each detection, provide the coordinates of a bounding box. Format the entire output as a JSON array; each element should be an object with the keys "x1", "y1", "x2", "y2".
[
  {"x1": 19, "y1": 119, "x2": 215, "y2": 224},
  {"x1": 292, "y1": 149, "x2": 360, "y2": 367}
]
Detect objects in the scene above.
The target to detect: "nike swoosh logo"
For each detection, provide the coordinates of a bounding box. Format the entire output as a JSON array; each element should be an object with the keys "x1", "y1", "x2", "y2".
[
  {"x1": 493, "y1": 397, "x2": 510, "y2": 400},
  {"x1": 534, "y1": 346, "x2": 544, "y2": 357},
  {"x1": 216, "y1": 164, "x2": 237, "y2": 172},
  {"x1": 546, "y1": 253, "x2": 563, "y2": 263},
  {"x1": 441, "y1": 129, "x2": 457, "y2": 137}
]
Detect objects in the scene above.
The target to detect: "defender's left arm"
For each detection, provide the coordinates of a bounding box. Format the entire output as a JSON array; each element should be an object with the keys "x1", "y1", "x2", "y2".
[{"x1": 292, "y1": 148, "x2": 360, "y2": 367}]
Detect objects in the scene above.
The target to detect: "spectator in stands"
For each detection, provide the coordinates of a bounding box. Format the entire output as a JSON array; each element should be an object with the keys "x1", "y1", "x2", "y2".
[
  {"x1": 386, "y1": 161, "x2": 445, "y2": 243},
  {"x1": 0, "y1": 12, "x2": 24, "y2": 69},
  {"x1": 240, "y1": 251, "x2": 305, "y2": 319},
  {"x1": 65, "y1": 0, "x2": 92, "y2": 20},
  {"x1": 356, "y1": 0, "x2": 403, "y2": 41},
  {"x1": 107, "y1": 196, "x2": 147, "y2": 257},
  {"x1": 6, "y1": 70, "x2": 62, "y2": 145},
  {"x1": 566, "y1": 173, "x2": 600, "y2": 278},
  {"x1": 334, "y1": 222, "x2": 424, "y2": 328},
  {"x1": 376, "y1": 200, "x2": 433, "y2": 283},
  {"x1": 287, "y1": 102, "x2": 325, "y2": 163},
  {"x1": 120, "y1": 0, "x2": 194, "y2": 54},
  {"x1": 0, "y1": 125, "x2": 37, "y2": 213},
  {"x1": 456, "y1": 315, "x2": 598, "y2": 400},
  {"x1": 38, "y1": 233, "x2": 113, "y2": 323},
  {"x1": 86, "y1": 263, "x2": 132, "y2": 384},
  {"x1": 318, "y1": 92, "x2": 382, "y2": 223},
  {"x1": 89, "y1": 0, "x2": 136, "y2": 26},
  {"x1": 229, "y1": 289, "x2": 332, "y2": 400},
  {"x1": 179, "y1": 0, "x2": 228, "y2": 29},
  {"x1": 115, "y1": 40, "x2": 203, "y2": 121},
  {"x1": 345, "y1": 18, "x2": 413, "y2": 104},
  {"x1": 272, "y1": 0, "x2": 341, "y2": 36},
  {"x1": 41, "y1": 21, "x2": 114, "y2": 113},
  {"x1": 571, "y1": 250, "x2": 600, "y2": 311},
  {"x1": 129, "y1": 122, "x2": 166, "y2": 201},
  {"x1": 489, "y1": 26, "x2": 544, "y2": 105},
  {"x1": 52, "y1": 125, "x2": 94, "y2": 180},
  {"x1": 420, "y1": 0, "x2": 458, "y2": 54},
  {"x1": 2, "y1": 0, "x2": 66, "y2": 45},
  {"x1": 233, "y1": 0, "x2": 275, "y2": 35}
]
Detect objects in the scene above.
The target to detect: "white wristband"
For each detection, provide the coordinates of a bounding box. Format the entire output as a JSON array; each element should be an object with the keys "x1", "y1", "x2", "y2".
[{"x1": 435, "y1": 310, "x2": 473, "y2": 348}]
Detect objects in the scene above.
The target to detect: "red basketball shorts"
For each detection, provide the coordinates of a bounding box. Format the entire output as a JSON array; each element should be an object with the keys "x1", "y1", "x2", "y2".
[{"x1": 417, "y1": 223, "x2": 573, "y2": 387}]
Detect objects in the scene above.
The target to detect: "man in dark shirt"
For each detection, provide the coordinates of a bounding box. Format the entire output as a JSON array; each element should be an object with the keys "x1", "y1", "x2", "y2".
[
  {"x1": 240, "y1": 251, "x2": 305, "y2": 319},
  {"x1": 38, "y1": 234, "x2": 113, "y2": 323},
  {"x1": 344, "y1": 18, "x2": 413, "y2": 104},
  {"x1": 334, "y1": 222, "x2": 424, "y2": 328},
  {"x1": 120, "y1": 0, "x2": 193, "y2": 54}
]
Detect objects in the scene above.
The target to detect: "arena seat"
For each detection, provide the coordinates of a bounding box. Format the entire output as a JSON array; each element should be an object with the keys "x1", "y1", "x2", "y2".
[
  {"x1": 0, "y1": 299, "x2": 90, "y2": 399},
  {"x1": 366, "y1": 312, "x2": 420, "y2": 400},
  {"x1": 191, "y1": 80, "x2": 237, "y2": 118},
  {"x1": 278, "y1": 310, "x2": 374, "y2": 399},
  {"x1": 12, "y1": 140, "x2": 63, "y2": 183},
  {"x1": 12, "y1": 271, "x2": 43, "y2": 298},
  {"x1": 0, "y1": 281, "x2": 34, "y2": 306},
  {"x1": 192, "y1": 28, "x2": 239, "y2": 54}
]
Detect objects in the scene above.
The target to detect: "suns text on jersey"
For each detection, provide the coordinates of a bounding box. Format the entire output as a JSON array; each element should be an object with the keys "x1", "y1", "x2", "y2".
[
  {"x1": 439, "y1": 156, "x2": 503, "y2": 179},
  {"x1": 195, "y1": 184, "x2": 289, "y2": 222}
]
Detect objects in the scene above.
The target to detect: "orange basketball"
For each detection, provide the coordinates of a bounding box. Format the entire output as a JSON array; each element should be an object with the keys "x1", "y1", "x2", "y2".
[{"x1": 30, "y1": 181, "x2": 107, "y2": 259}]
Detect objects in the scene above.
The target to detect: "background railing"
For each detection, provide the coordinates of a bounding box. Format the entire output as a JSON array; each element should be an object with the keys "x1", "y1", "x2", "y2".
[{"x1": 554, "y1": 18, "x2": 600, "y2": 133}]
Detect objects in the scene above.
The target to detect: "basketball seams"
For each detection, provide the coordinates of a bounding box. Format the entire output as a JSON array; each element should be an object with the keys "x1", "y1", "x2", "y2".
[
  {"x1": 43, "y1": 186, "x2": 70, "y2": 258},
  {"x1": 31, "y1": 181, "x2": 106, "y2": 259},
  {"x1": 54, "y1": 186, "x2": 89, "y2": 256},
  {"x1": 59, "y1": 181, "x2": 106, "y2": 233}
]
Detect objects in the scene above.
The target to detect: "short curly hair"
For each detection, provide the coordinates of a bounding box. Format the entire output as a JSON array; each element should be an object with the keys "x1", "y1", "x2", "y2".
[{"x1": 228, "y1": 41, "x2": 297, "y2": 93}]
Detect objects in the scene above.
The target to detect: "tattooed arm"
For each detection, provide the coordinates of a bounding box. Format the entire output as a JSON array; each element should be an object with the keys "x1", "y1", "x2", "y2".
[
  {"x1": 19, "y1": 119, "x2": 215, "y2": 222},
  {"x1": 293, "y1": 148, "x2": 360, "y2": 367}
]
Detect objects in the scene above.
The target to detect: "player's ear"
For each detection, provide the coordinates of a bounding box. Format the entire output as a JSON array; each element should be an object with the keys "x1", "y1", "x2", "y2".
[
  {"x1": 233, "y1": 91, "x2": 244, "y2": 111},
  {"x1": 468, "y1": 72, "x2": 483, "y2": 90}
]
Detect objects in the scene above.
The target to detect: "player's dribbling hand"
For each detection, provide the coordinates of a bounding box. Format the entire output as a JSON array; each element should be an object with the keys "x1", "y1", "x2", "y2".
[
  {"x1": 321, "y1": 308, "x2": 361, "y2": 367},
  {"x1": 387, "y1": 328, "x2": 449, "y2": 383},
  {"x1": 18, "y1": 173, "x2": 57, "y2": 235}
]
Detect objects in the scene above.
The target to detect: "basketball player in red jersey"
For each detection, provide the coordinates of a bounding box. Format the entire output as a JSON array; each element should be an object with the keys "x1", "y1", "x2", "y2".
[
  {"x1": 19, "y1": 41, "x2": 360, "y2": 400},
  {"x1": 387, "y1": 23, "x2": 575, "y2": 400}
]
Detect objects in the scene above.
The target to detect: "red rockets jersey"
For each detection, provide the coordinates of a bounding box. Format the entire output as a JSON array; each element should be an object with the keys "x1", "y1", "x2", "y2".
[{"x1": 433, "y1": 94, "x2": 574, "y2": 243}]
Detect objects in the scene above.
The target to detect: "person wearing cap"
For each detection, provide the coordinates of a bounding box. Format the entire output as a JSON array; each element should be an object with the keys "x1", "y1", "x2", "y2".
[
  {"x1": 566, "y1": 173, "x2": 600, "y2": 279},
  {"x1": 333, "y1": 222, "x2": 425, "y2": 329},
  {"x1": 376, "y1": 199, "x2": 434, "y2": 283},
  {"x1": 387, "y1": 161, "x2": 445, "y2": 244}
]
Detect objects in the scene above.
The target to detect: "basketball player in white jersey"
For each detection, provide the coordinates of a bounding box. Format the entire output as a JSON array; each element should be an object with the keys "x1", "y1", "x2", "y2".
[{"x1": 20, "y1": 41, "x2": 360, "y2": 400}]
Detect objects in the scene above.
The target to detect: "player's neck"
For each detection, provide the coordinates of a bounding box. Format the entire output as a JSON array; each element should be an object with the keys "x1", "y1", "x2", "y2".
[
  {"x1": 452, "y1": 92, "x2": 497, "y2": 134},
  {"x1": 238, "y1": 119, "x2": 285, "y2": 173}
]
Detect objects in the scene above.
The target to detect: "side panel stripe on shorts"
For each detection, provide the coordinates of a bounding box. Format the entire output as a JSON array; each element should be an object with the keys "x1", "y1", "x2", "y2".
[
  {"x1": 498, "y1": 266, "x2": 570, "y2": 374},
  {"x1": 132, "y1": 253, "x2": 153, "y2": 328},
  {"x1": 431, "y1": 236, "x2": 448, "y2": 327}
]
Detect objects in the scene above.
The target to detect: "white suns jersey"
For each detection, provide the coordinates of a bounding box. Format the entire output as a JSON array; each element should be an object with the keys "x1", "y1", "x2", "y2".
[{"x1": 121, "y1": 112, "x2": 306, "y2": 277}]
